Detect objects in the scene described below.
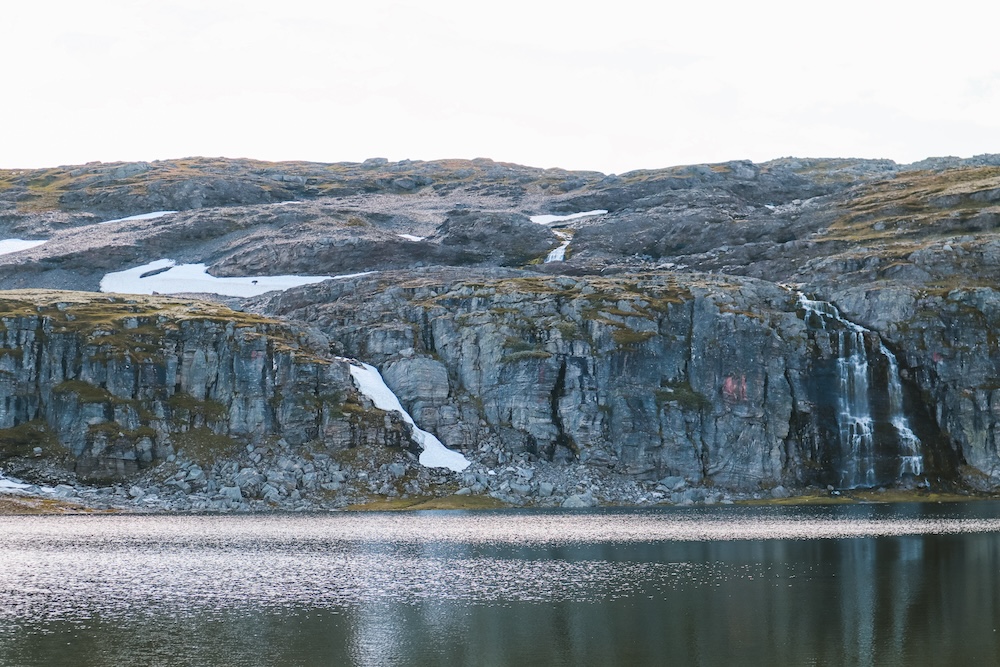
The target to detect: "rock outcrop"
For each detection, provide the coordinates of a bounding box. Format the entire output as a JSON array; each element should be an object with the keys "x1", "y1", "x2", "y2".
[
  {"x1": 255, "y1": 269, "x2": 960, "y2": 492},
  {"x1": 0, "y1": 291, "x2": 409, "y2": 483},
  {"x1": 2, "y1": 154, "x2": 1000, "y2": 504}
]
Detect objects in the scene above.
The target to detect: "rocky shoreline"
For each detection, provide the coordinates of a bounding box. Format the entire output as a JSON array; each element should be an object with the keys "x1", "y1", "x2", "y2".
[{"x1": 2, "y1": 434, "x2": 954, "y2": 514}]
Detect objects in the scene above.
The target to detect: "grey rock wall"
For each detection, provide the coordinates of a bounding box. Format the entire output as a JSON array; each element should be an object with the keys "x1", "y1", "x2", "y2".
[
  {"x1": 0, "y1": 293, "x2": 405, "y2": 481},
  {"x1": 259, "y1": 270, "x2": 954, "y2": 491}
]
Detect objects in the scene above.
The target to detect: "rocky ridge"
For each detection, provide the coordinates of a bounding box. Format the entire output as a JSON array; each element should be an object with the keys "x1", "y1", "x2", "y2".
[{"x1": 1, "y1": 154, "x2": 999, "y2": 509}]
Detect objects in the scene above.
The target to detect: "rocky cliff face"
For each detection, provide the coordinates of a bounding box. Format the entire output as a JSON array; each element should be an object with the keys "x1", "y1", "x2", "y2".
[
  {"x1": 255, "y1": 269, "x2": 960, "y2": 491},
  {"x1": 0, "y1": 291, "x2": 409, "y2": 484},
  {"x1": 1, "y1": 154, "x2": 999, "y2": 504}
]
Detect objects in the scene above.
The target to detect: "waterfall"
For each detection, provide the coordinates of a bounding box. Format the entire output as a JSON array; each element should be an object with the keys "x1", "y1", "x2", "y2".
[
  {"x1": 835, "y1": 327, "x2": 876, "y2": 488},
  {"x1": 544, "y1": 231, "x2": 571, "y2": 263},
  {"x1": 880, "y1": 344, "x2": 924, "y2": 476},
  {"x1": 798, "y1": 294, "x2": 924, "y2": 487}
]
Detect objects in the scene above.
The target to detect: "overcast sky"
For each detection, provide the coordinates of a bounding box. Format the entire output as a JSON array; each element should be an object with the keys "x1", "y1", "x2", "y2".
[{"x1": 3, "y1": 0, "x2": 999, "y2": 173}]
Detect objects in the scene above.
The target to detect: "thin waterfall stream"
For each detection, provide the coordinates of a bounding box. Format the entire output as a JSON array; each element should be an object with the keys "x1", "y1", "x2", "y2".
[{"x1": 798, "y1": 294, "x2": 924, "y2": 488}]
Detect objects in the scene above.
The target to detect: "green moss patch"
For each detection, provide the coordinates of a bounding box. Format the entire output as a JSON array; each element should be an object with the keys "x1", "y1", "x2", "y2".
[
  {"x1": 54, "y1": 380, "x2": 116, "y2": 404},
  {"x1": 171, "y1": 427, "x2": 240, "y2": 467},
  {"x1": 656, "y1": 381, "x2": 711, "y2": 411},
  {"x1": 0, "y1": 420, "x2": 64, "y2": 459},
  {"x1": 167, "y1": 394, "x2": 228, "y2": 422},
  {"x1": 501, "y1": 349, "x2": 552, "y2": 363},
  {"x1": 611, "y1": 328, "x2": 656, "y2": 347}
]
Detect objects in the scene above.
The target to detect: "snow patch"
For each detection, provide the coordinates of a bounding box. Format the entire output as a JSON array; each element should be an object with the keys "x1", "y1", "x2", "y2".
[
  {"x1": 0, "y1": 239, "x2": 47, "y2": 255},
  {"x1": 529, "y1": 210, "x2": 608, "y2": 225},
  {"x1": 100, "y1": 259, "x2": 371, "y2": 297},
  {"x1": 397, "y1": 234, "x2": 425, "y2": 242},
  {"x1": 0, "y1": 472, "x2": 53, "y2": 495},
  {"x1": 99, "y1": 211, "x2": 177, "y2": 225},
  {"x1": 347, "y1": 362, "x2": 470, "y2": 472},
  {"x1": 0, "y1": 474, "x2": 31, "y2": 493}
]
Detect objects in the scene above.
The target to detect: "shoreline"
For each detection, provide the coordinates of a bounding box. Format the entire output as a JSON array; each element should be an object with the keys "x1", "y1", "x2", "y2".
[{"x1": 2, "y1": 487, "x2": 994, "y2": 515}]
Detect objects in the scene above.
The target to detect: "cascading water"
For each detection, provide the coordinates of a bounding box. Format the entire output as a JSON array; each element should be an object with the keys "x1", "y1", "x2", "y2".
[
  {"x1": 881, "y1": 344, "x2": 924, "y2": 477},
  {"x1": 544, "y1": 230, "x2": 572, "y2": 263},
  {"x1": 798, "y1": 294, "x2": 924, "y2": 488}
]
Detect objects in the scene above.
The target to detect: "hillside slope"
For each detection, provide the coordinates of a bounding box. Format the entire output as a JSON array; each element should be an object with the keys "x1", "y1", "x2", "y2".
[{"x1": 1, "y1": 154, "x2": 998, "y2": 507}]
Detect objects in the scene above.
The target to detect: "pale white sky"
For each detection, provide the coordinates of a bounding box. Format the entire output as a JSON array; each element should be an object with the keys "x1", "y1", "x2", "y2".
[{"x1": 3, "y1": 0, "x2": 999, "y2": 173}]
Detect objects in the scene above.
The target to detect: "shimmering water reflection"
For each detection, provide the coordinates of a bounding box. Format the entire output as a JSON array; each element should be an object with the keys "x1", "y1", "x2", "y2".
[{"x1": 2, "y1": 503, "x2": 1000, "y2": 666}]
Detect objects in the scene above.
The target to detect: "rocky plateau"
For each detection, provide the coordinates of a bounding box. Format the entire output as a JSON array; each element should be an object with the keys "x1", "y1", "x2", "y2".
[{"x1": 0, "y1": 154, "x2": 998, "y2": 511}]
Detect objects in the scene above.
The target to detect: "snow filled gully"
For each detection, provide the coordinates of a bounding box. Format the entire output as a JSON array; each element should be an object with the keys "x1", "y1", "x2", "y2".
[
  {"x1": 347, "y1": 362, "x2": 470, "y2": 473},
  {"x1": 99, "y1": 211, "x2": 177, "y2": 225}
]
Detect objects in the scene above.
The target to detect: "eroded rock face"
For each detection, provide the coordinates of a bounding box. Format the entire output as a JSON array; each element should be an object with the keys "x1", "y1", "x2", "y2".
[
  {"x1": 0, "y1": 292, "x2": 407, "y2": 481},
  {"x1": 4, "y1": 154, "x2": 1000, "y2": 496},
  {"x1": 254, "y1": 269, "x2": 959, "y2": 491},
  {"x1": 429, "y1": 211, "x2": 560, "y2": 265},
  {"x1": 829, "y1": 285, "x2": 1000, "y2": 485}
]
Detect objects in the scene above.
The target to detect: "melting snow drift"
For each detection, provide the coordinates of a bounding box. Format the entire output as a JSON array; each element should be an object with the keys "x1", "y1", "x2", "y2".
[
  {"x1": 0, "y1": 472, "x2": 53, "y2": 495},
  {"x1": 0, "y1": 474, "x2": 32, "y2": 493},
  {"x1": 99, "y1": 211, "x2": 177, "y2": 225},
  {"x1": 530, "y1": 210, "x2": 608, "y2": 225},
  {"x1": 348, "y1": 362, "x2": 471, "y2": 472},
  {"x1": 397, "y1": 234, "x2": 425, "y2": 242},
  {"x1": 100, "y1": 259, "x2": 371, "y2": 297},
  {"x1": 0, "y1": 239, "x2": 47, "y2": 256}
]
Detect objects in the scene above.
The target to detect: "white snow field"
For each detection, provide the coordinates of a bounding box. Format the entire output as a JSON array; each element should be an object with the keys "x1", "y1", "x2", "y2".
[
  {"x1": 529, "y1": 210, "x2": 608, "y2": 225},
  {"x1": 0, "y1": 239, "x2": 47, "y2": 255},
  {"x1": 99, "y1": 211, "x2": 177, "y2": 225},
  {"x1": 100, "y1": 259, "x2": 373, "y2": 297}
]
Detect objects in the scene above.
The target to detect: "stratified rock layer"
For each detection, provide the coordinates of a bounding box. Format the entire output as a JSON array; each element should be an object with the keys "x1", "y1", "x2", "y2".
[
  {"x1": 2, "y1": 154, "x2": 1000, "y2": 498},
  {"x1": 0, "y1": 291, "x2": 407, "y2": 481},
  {"x1": 256, "y1": 269, "x2": 961, "y2": 491}
]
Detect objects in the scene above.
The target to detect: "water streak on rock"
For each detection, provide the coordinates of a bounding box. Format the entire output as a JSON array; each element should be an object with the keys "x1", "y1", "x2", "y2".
[
  {"x1": 544, "y1": 231, "x2": 571, "y2": 263},
  {"x1": 798, "y1": 294, "x2": 923, "y2": 487}
]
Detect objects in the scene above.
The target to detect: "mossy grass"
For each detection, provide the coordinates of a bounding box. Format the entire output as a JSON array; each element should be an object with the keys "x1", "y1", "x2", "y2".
[
  {"x1": 825, "y1": 166, "x2": 1000, "y2": 244},
  {"x1": 737, "y1": 488, "x2": 991, "y2": 505},
  {"x1": 0, "y1": 289, "x2": 326, "y2": 367},
  {"x1": 0, "y1": 496, "x2": 117, "y2": 514},
  {"x1": 171, "y1": 427, "x2": 240, "y2": 467},
  {"x1": 167, "y1": 394, "x2": 228, "y2": 421},
  {"x1": 500, "y1": 349, "x2": 552, "y2": 363},
  {"x1": 54, "y1": 380, "x2": 117, "y2": 404},
  {"x1": 0, "y1": 420, "x2": 65, "y2": 459},
  {"x1": 611, "y1": 328, "x2": 655, "y2": 347},
  {"x1": 655, "y1": 382, "x2": 711, "y2": 411}
]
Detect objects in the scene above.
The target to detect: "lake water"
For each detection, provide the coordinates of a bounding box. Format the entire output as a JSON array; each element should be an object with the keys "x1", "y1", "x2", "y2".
[{"x1": 2, "y1": 503, "x2": 1000, "y2": 666}]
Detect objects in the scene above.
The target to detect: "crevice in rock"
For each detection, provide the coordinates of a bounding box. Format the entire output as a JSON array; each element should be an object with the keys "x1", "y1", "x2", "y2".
[
  {"x1": 549, "y1": 357, "x2": 574, "y2": 461},
  {"x1": 420, "y1": 311, "x2": 436, "y2": 354}
]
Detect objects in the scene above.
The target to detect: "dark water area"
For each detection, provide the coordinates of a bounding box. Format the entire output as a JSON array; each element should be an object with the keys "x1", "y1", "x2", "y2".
[{"x1": 2, "y1": 503, "x2": 1000, "y2": 666}]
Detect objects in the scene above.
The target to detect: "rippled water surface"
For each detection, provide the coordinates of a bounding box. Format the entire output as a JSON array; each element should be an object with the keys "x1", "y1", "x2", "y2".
[{"x1": 2, "y1": 503, "x2": 1000, "y2": 666}]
